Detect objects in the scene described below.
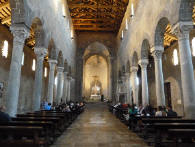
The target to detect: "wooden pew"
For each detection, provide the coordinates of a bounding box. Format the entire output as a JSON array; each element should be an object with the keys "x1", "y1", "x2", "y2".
[
  {"x1": 0, "y1": 121, "x2": 55, "y2": 144},
  {"x1": 0, "y1": 126, "x2": 47, "y2": 147},
  {"x1": 153, "y1": 123, "x2": 195, "y2": 147},
  {"x1": 168, "y1": 129, "x2": 195, "y2": 146},
  {"x1": 12, "y1": 117, "x2": 63, "y2": 135}
]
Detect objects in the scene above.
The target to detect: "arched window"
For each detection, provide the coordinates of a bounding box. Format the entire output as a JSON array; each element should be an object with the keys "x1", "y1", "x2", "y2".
[
  {"x1": 55, "y1": 76, "x2": 58, "y2": 86},
  {"x1": 172, "y1": 49, "x2": 179, "y2": 66},
  {"x1": 121, "y1": 30, "x2": 124, "y2": 40},
  {"x1": 125, "y1": 19, "x2": 128, "y2": 30},
  {"x1": 44, "y1": 67, "x2": 47, "y2": 78},
  {"x1": 136, "y1": 77, "x2": 139, "y2": 85},
  {"x1": 192, "y1": 37, "x2": 195, "y2": 56},
  {"x1": 32, "y1": 59, "x2": 36, "y2": 71},
  {"x1": 21, "y1": 52, "x2": 24, "y2": 66},
  {"x1": 2, "y1": 40, "x2": 8, "y2": 58}
]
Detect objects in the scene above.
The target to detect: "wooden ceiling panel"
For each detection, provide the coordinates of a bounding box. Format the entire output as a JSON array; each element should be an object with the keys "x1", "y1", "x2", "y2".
[{"x1": 67, "y1": 0, "x2": 129, "y2": 32}]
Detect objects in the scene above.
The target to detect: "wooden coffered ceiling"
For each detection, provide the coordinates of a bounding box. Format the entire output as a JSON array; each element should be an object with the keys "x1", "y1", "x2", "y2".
[
  {"x1": 67, "y1": 0, "x2": 129, "y2": 33},
  {"x1": 0, "y1": 0, "x2": 194, "y2": 49}
]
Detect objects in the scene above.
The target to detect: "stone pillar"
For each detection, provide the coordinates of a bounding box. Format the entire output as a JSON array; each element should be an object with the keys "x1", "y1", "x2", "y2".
[
  {"x1": 139, "y1": 59, "x2": 149, "y2": 106},
  {"x1": 47, "y1": 59, "x2": 57, "y2": 104},
  {"x1": 6, "y1": 25, "x2": 29, "y2": 116},
  {"x1": 70, "y1": 77, "x2": 75, "y2": 101},
  {"x1": 56, "y1": 66, "x2": 64, "y2": 104},
  {"x1": 151, "y1": 47, "x2": 165, "y2": 106},
  {"x1": 32, "y1": 48, "x2": 47, "y2": 111},
  {"x1": 62, "y1": 72, "x2": 68, "y2": 103},
  {"x1": 172, "y1": 21, "x2": 195, "y2": 118},
  {"x1": 131, "y1": 66, "x2": 139, "y2": 106},
  {"x1": 66, "y1": 76, "x2": 71, "y2": 102},
  {"x1": 125, "y1": 72, "x2": 132, "y2": 105}
]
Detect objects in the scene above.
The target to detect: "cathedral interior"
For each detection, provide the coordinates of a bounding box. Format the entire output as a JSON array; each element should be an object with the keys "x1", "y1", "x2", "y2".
[{"x1": 0, "y1": 0, "x2": 195, "y2": 147}]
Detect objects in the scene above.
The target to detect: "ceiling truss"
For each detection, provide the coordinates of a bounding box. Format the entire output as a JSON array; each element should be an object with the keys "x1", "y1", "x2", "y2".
[{"x1": 0, "y1": 1, "x2": 193, "y2": 50}]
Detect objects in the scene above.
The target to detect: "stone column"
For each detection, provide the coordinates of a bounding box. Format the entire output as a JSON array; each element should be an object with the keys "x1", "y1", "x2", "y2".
[
  {"x1": 130, "y1": 66, "x2": 139, "y2": 106},
  {"x1": 32, "y1": 47, "x2": 47, "y2": 111},
  {"x1": 56, "y1": 66, "x2": 64, "y2": 104},
  {"x1": 6, "y1": 25, "x2": 29, "y2": 116},
  {"x1": 139, "y1": 59, "x2": 149, "y2": 106},
  {"x1": 151, "y1": 47, "x2": 165, "y2": 106},
  {"x1": 47, "y1": 59, "x2": 57, "y2": 104},
  {"x1": 66, "y1": 76, "x2": 71, "y2": 102},
  {"x1": 172, "y1": 21, "x2": 195, "y2": 118},
  {"x1": 62, "y1": 72, "x2": 68, "y2": 103},
  {"x1": 70, "y1": 77, "x2": 75, "y2": 101},
  {"x1": 125, "y1": 72, "x2": 132, "y2": 105}
]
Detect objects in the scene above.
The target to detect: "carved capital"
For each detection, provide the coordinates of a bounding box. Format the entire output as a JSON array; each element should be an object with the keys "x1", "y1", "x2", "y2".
[
  {"x1": 171, "y1": 21, "x2": 193, "y2": 40},
  {"x1": 57, "y1": 66, "x2": 64, "y2": 72},
  {"x1": 138, "y1": 59, "x2": 148, "y2": 69},
  {"x1": 130, "y1": 66, "x2": 138, "y2": 73},
  {"x1": 10, "y1": 24, "x2": 30, "y2": 43},
  {"x1": 34, "y1": 47, "x2": 47, "y2": 61},
  {"x1": 151, "y1": 46, "x2": 164, "y2": 60}
]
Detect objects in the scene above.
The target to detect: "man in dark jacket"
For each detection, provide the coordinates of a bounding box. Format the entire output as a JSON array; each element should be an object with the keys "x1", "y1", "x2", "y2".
[
  {"x1": 0, "y1": 106, "x2": 11, "y2": 122},
  {"x1": 166, "y1": 106, "x2": 177, "y2": 117}
]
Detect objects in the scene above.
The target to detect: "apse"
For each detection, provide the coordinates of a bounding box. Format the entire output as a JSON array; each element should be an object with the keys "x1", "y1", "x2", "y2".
[{"x1": 83, "y1": 55, "x2": 108, "y2": 101}]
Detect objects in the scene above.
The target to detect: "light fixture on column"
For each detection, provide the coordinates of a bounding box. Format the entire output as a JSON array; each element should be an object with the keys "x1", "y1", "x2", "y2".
[
  {"x1": 32, "y1": 59, "x2": 36, "y2": 71},
  {"x1": 71, "y1": 30, "x2": 74, "y2": 39},
  {"x1": 21, "y1": 52, "x2": 24, "y2": 66},
  {"x1": 44, "y1": 67, "x2": 47, "y2": 78},
  {"x1": 62, "y1": 4, "x2": 66, "y2": 18},
  {"x1": 130, "y1": 3, "x2": 134, "y2": 18},
  {"x1": 121, "y1": 30, "x2": 124, "y2": 40}
]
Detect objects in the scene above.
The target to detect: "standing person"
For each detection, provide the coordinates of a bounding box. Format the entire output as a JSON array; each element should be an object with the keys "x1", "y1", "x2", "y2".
[
  {"x1": 101, "y1": 94, "x2": 104, "y2": 102},
  {"x1": 0, "y1": 106, "x2": 11, "y2": 122}
]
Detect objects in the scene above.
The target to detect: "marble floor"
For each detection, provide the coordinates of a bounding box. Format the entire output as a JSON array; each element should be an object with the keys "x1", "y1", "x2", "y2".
[{"x1": 51, "y1": 102, "x2": 149, "y2": 147}]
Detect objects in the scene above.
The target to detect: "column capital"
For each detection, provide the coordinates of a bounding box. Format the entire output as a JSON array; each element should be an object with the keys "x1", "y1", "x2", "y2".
[
  {"x1": 57, "y1": 66, "x2": 64, "y2": 72},
  {"x1": 171, "y1": 21, "x2": 193, "y2": 40},
  {"x1": 138, "y1": 59, "x2": 148, "y2": 68},
  {"x1": 64, "y1": 71, "x2": 68, "y2": 76},
  {"x1": 34, "y1": 47, "x2": 48, "y2": 58},
  {"x1": 151, "y1": 46, "x2": 164, "y2": 60},
  {"x1": 130, "y1": 66, "x2": 138, "y2": 73},
  {"x1": 10, "y1": 24, "x2": 30, "y2": 43},
  {"x1": 125, "y1": 72, "x2": 130, "y2": 78},
  {"x1": 48, "y1": 59, "x2": 57, "y2": 64}
]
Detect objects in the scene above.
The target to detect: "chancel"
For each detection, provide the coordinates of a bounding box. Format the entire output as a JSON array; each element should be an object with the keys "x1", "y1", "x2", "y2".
[
  {"x1": 90, "y1": 76, "x2": 102, "y2": 101},
  {"x1": 0, "y1": 0, "x2": 195, "y2": 147}
]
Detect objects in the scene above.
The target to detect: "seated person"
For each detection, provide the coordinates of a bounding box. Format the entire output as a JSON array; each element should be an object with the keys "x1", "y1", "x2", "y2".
[
  {"x1": 44, "y1": 102, "x2": 52, "y2": 110},
  {"x1": 0, "y1": 106, "x2": 11, "y2": 122},
  {"x1": 155, "y1": 106, "x2": 167, "y2": 117},
  {"x1": 166, "y1": 106, "x2": 177, "y2": 117}
]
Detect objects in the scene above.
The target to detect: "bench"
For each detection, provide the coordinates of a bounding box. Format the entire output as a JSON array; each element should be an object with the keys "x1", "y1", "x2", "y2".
[{"x1": 0, "y1": 126, "x2": 47, "y2": 147}]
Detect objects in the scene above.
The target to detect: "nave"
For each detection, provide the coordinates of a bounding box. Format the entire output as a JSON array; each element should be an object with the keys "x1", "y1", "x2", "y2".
[{"x1": 51, "y1": 102, "x2": 148, "y2": 147}]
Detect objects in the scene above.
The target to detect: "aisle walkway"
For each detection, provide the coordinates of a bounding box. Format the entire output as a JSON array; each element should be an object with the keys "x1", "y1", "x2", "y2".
[{"x1": 51, "y1": 102, "x2": 149, "y2": 147}]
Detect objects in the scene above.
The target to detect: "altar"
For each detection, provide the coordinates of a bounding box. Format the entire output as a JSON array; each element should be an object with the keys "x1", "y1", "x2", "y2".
[{"x1": 90, "y1": 94, "x2": 101, "y2": 100}]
